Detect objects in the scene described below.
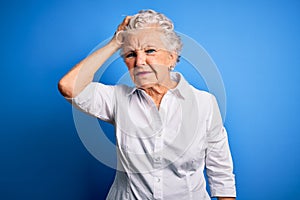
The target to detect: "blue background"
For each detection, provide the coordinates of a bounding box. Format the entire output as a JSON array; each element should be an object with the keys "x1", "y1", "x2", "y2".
[{"x1": 1, "y1": 0, "x2": 299, "y2": 199}]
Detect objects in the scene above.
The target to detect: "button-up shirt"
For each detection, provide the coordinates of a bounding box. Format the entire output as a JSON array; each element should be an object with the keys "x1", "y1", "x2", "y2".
[{"x1": 70, "y1": 72, "x2": 236, "y2": 199}]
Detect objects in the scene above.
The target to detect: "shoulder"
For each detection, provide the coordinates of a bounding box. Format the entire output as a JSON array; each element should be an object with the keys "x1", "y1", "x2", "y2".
[
  {"x1": 190, "y1": 85, "x2": 214, "y2": 102},
  {"x1": 88, "y1": 82, "x2": 132, "y2": 93},
  {"x1": 74, "y1": 83, "x2": 136, "y2": 100},
  {"x1": 189, "y1": 85, "x2": 218, "y2": 117},
  {"x1": 114, "y1": 84, "x2": 135, "y2": 95}
]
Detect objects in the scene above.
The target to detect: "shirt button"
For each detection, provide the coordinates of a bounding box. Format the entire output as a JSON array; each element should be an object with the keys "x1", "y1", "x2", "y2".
[
  {"x1": 157, "y1": 132, "x2": 162, "y2": 137},
  {"x1": 156, "y1": 177, "x2": 160, "y2": 182}
]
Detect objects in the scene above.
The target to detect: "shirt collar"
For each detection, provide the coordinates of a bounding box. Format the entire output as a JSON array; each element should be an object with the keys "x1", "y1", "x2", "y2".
[
  {"x1": 169, "y1": 72, "x2": 190, "y2": 99},
  {"x1": 126, "y1": 72, "x2": 190, "y2": 99}
]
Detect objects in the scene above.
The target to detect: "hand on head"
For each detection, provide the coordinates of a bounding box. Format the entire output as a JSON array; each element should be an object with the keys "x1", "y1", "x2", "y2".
[
  {"x1": 112, "y1": 16, "x2": 132, "y2": 48},
  {"x1": 116, "y1": 16, "x2": 132, "y2": 33}
]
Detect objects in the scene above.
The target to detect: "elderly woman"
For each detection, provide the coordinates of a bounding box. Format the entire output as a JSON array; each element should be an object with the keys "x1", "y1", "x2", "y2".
[{"x1": 58, "y1": 10, "x2": 236, "y2": 200}]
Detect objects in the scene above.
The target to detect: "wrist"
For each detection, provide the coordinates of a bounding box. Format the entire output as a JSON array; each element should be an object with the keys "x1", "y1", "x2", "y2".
[{"x1": 108, "y1": 35, "x2": 122, "y2": 51}]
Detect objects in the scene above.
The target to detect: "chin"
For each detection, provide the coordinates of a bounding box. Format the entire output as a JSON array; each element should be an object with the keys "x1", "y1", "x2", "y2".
[{"x1": 135, "y1": 81, "x2": 157, "y2": 89}]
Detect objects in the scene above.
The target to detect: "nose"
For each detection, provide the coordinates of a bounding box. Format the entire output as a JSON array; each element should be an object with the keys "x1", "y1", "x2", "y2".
[{"x1": 135, "y1": 51, "x2": 146, "y2": 67}]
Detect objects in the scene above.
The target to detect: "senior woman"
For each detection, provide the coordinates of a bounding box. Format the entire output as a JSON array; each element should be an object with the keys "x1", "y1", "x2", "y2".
[{"x1": 58, "y1": 10, "x2": 236, "y2": 200}]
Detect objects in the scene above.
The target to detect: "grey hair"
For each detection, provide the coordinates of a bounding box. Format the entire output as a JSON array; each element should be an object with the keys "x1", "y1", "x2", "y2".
[{"x1": 123, "y1": 9, "x2": 183, "y2": 59}]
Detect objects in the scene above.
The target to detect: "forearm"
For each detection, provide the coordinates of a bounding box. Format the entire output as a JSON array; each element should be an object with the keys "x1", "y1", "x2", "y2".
[
  {"x1": 58, "y1": 37, "x2": 120, "y2": 98},
  {"x1": 218, "y1": 197, "x2": 236, "y2": 200}
]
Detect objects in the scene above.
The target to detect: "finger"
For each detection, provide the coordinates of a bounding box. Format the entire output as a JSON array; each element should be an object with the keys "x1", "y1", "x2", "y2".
[
  {"x1": 119, "y1": 16, "x2": 132, "y2": 30},
  {"x1": 123, "y1": 16, "x2": 132, "y2": 26},
  {"x1": 115, "y1": 16, "x2": 132, "y2": 35}
]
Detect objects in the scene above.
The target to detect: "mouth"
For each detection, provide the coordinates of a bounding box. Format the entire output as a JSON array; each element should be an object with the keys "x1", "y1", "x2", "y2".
[{"x1": 135, "y1": 71, "x2": 153, "y2": 76}]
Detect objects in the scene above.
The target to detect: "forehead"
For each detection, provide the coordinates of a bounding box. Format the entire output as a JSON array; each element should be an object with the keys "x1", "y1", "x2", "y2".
[{"x1": 122, "y1": 28, "x2": 166, "y2": 52}]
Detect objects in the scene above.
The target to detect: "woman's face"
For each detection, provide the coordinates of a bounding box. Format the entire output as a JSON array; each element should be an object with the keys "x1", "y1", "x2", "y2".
[{"x1": 122, "y1": 28, "x2": 177, "y2": 89}]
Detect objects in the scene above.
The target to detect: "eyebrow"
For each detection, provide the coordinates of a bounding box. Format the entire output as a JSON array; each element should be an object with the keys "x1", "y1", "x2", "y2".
[
  {"x1": 143, "y1": 43, "x2": 164, "y2": 49},
  {"x1": 123, "y1": 44, "x2": 159, "y2": 52}
]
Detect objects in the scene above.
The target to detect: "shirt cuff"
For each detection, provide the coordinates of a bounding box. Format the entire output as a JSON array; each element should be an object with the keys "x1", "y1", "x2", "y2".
[{"x1": 210, "y1": 187, "x2": 236, "y2": 198}]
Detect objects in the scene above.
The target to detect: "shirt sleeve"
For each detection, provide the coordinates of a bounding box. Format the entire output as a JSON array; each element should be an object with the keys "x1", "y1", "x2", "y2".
[
  {"x1": 205, "y1": 95, "x2": 236, "y2": 198},
  {"x1": 66, "y1": 82, "x2": 115, "y2": 124}
]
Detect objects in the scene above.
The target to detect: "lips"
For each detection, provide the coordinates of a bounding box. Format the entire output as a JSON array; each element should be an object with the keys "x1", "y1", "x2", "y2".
[{"x1": 135, "y1": 71, "x2": 152, "y2": 76}]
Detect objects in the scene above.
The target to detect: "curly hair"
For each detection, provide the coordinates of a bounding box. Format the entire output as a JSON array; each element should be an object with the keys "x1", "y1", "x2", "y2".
[{"x1": 121, "y1": 9, "x2": 183, "y2": 58}]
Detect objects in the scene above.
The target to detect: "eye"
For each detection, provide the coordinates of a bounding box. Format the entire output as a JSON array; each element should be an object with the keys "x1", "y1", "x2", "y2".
[
  {"x1": 125, "y1": 51, "x2": 136, "y2": 58},
  {"x1": 145, "y1": 49, "x2": 156, "y2": 54}
]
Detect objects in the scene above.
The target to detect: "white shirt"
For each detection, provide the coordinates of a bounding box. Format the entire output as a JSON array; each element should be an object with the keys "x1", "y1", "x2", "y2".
[{"x1": 70, "y1": 72, "x2": 236, "y2": 200}]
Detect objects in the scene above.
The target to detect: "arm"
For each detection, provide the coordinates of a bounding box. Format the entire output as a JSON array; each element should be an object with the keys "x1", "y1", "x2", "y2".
[
  {"x1": 58, "y1": 16, "x2": 131, "y2": 98},
  {"x1": 206, "y1": 95, "x2": 236, "y2": 198}
]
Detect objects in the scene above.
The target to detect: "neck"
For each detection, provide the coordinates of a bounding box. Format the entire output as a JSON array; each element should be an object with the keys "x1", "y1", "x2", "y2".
[{"x1": 142, "y1": 78, "x2": 177, "y2": 109}]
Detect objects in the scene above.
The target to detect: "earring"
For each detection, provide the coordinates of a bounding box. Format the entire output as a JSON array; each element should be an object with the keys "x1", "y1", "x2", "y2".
[{"x1": 169, "y1": 66, "x2": 175, "y2": 71}]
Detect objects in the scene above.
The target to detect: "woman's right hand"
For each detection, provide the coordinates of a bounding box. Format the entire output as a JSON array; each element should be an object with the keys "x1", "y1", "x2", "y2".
[
  {"x1": 111, "y1": 16, "x2": 132, "y2": 48},
  {"x1": 116, "y1": 16, "x2": 132, "y2": 33}
]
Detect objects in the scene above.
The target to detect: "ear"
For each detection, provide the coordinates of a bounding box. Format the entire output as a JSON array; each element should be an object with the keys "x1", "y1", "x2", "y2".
[{"x1": 168, "y1": 51, "x2": 178, "y2": 66}]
